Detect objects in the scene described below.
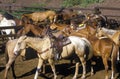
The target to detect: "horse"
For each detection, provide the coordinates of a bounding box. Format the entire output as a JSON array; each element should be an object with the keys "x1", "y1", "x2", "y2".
[
  {"x1": 96, "y1": 27, "x2": 120, "y2": 45},
  {"x1": 0, "y1": 13, "x2": 16, "y2": 40},
  {"x1": 21, "y1": 10, "x2": 57, "y2": 25},
  {"x1": 61, "y1": 18, "x2": 119, "y2": 79},
  {"x1": 16, "y1": 23, "x2": 49, "y2": 60},
  {"x1": 16, "y1": 23, "x2": 47, "y2": 37},
  {"x1": 106, "y1": 19, "x2": 120, "y2": 30},
  {"x1": 96, "y1": 27, "x2": 120, "y2": 61},
  {"x1": 12, "y1": 35, "x2": 93, "y2": 79},
  {"x1": 4, "y1": 39, "x2": 26, "y2": 79},
  {"x1": 55, "y1": 8, "x2": 80, "y2": 24},
  {"x1": 1, "y1": 12, "x2": 21, "y2": 27},
  {"x1": 4, "y1": 37, "x2": 46, "y2": 79},
  {"x1": 88, "y1": 32, "x2": 119, "y2": 79}
]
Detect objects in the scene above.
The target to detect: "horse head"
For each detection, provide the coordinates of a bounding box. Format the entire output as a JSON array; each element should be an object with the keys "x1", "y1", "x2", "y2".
[{"x1": 14, "y1": 35, "x2": 27, "y2": 55}]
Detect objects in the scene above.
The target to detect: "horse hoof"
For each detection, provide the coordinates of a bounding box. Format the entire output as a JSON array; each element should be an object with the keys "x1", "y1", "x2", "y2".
[
  {"x1": 91, "y1": 72, "x2": 94, "y2": 76},
  {"x1": 81, "y1": 76, "x2": 86, "y2": 79},
  {"x1": 21, "y1": 56, "x2": 26, "y2": 61},
  {"x1": 72, "y1": 76, "x2": 77, "y2": 79}
]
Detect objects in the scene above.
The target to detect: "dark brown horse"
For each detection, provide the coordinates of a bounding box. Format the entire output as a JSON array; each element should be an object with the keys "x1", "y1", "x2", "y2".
[{"x1": 56, "y1": 9, "x2": 80, "y2": 24}]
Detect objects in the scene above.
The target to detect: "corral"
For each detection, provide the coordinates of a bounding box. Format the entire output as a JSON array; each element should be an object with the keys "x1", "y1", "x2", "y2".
[{"x1": 0, "y1": 0, "x2": 120, "y2": 79}]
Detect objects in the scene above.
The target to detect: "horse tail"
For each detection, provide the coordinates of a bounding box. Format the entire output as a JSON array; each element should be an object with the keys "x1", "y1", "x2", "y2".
[
  {"x1": 110, "y1": 43, "x2": 119, "y2": 77},
  {"x1": 82, "y1": 38, "x2": 93, "y2": 60}
]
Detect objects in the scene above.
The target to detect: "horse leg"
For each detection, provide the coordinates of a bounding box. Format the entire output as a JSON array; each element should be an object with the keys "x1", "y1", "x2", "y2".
[
  {"x1": 4, "y1": 56, "x2": 16, "y2": 79},
  {"x1": 34, "y1": 58, "x2": 43, "y2": 79},
  {"x1": 20, "y1": 49, "x2": 26, "y2": 61},
  {"x1": 111, "y1": 45, "x2": 118, "y2": 79},
  {"x1": 73, "y1": 62, "x2": 80, "y2": 79},
  {"x1": 102, "y1": 57, "x2": 109, "y2": 79},
  {"x1": 11, "y1": 61, "x2": 16, "y2": 79},
  {"x1": 90, "y1": 60, "x2": 94, "y2": 76},
  {"x1": 73, "y1": 55, "x2": 86, "y2": 79},
  {"x1": 48, "y1": 59, "x2": 57, "y2": 79},
  {"x1": 79, "y1": 56, "x2": 86, "y2": 79},
  {"x1": 117, "y1": 48, "x2": 120, "y2": 61},
  {"x1": 42, "y1": 62, "x2": 46, "y2": 74},
  {"x1": 11, "y1": 29, "x2": 15, "y2": 39}
]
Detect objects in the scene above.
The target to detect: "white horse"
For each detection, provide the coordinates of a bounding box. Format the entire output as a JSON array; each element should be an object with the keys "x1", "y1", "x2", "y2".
[
  {"x1": 0, "y1": 13, "x2": 16, "y2": 40},
  {"x1": 12, "y1": 35, "x2": 93, "y2": 79}
]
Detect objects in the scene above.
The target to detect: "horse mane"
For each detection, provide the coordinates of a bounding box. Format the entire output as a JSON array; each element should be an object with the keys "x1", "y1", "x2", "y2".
[
  {"x1": 3, "y1": 12, "x2": 16, "y2": 20},
  {"x1": 26, "y1": 35, "x2": 49, "y2": 41},
  {"x1": 102, "y1": 27, "x2": 116, "y2": 35}
]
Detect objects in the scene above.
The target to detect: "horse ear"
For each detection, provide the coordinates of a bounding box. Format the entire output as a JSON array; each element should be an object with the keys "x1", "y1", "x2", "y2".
[
  {"x1": 23, "y1": 35, "x2": 27, "y2": 40},
  {"x1": 20, "y1": 35, "x2": 27, "y2": 40}
]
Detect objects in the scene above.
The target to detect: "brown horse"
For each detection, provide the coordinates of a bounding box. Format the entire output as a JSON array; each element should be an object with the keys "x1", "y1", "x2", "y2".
[
  {"x1": 21, "y1": 10, "x2": 57, "y2": 25},
  {"x1": 96, "y1": 27, "x2": 120, "y2": 46},
  {"x1": 17, "y1": 23, "x2": 47, "y2": 37},
  {"x1": 56, "y1": 9, "x2": 80, "y2": 24},
  {"x1": 61, "y1": 19, "x2": 119, "y2": 79},
  {"x1": 88, "y1": 33, "x2": 119, "y2": 79},
  {"x1": 96, "y1": 27, "x2": 120, "y2": 61},
  {"x1": 12, "y1": 35, "x2": 93, "y2": 79}
]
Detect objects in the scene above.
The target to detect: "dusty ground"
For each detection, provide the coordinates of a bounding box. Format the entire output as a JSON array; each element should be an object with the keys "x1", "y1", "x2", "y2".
[
  {"x1": 0, "y1": 51, "x2": 120, "y2": 79},
  {"x1": 0, "y1": 0, "x2": 120, "y2": 79}
]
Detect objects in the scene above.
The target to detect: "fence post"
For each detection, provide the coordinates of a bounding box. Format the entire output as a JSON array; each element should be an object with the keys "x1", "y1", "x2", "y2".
[{"x1": 8, "y1": 5, "x2": 12, "y2": 13}]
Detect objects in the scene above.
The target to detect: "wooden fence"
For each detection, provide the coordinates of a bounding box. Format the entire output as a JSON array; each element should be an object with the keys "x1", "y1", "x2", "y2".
[{"x1": 0, "y1": 4, "x2": 120, "y2": 48}]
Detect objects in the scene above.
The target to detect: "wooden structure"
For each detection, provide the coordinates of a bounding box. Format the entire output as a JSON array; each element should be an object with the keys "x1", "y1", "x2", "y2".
[{"x1": 0, "y1": 4, "x2": 120, "y2": 52}]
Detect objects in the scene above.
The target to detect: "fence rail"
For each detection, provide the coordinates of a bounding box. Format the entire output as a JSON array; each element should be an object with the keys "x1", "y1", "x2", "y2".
[
  {"x1": 0, "y1": 26, "x2": 21, "y2": 39},
  {"x1": 0, "y1": 4, "x2": 120, "y2": 46},
  {"x1": 0, "y1": 3, "x2": 120, "y2": 19}
]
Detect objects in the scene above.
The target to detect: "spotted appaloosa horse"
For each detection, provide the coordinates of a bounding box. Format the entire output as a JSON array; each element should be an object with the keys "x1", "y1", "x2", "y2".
[{"x1": 12, "y1": 35, "x2": 93, "y2": 79}]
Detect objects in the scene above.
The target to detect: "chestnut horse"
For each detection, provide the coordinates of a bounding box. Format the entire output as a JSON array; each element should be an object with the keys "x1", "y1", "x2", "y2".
[
  {"x1": 96, "y1": 27, "x2": 120, "y2": 46},
  {"x1": 16, "y1": 23, "x2": 47, "y2": 37},
  {"x1": 60, "y1": 18, "x2": 119, "y2": 79},
  {"x1": 96, "y1": 27, "x2": 120, "y2": 61},
  {"x1": 21, "y1": 10, "x2": 57, "y2": 25},
  {"x1": 12, "y1": 35, "x2": 93, "y2": 79}
]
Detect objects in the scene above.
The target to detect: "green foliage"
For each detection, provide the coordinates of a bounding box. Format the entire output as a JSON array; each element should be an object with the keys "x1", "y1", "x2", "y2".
[
  {"x1": 62, "y1": 0, "x2": 104, "y2": 7},
  {"x1": 0, "y1": 0, "x2": 104, "y2": 18},
  {"x1": 62, "y1": 0, "x2": 81, "y2": 7},
  {"x1": 31, "y1": 3, "x2": 46, "y2": 7},
  {"x1": 11, "y1": 3, "x2": 47, "y2": 18}
]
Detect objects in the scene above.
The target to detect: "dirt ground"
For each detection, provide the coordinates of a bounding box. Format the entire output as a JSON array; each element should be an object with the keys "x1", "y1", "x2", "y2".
[
  {"x1": 0, "y1": 48, "x2": 120, "y2": 79},
  {"x1": 0, "y1": 0, "x2": 120, "y2": 79}
]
